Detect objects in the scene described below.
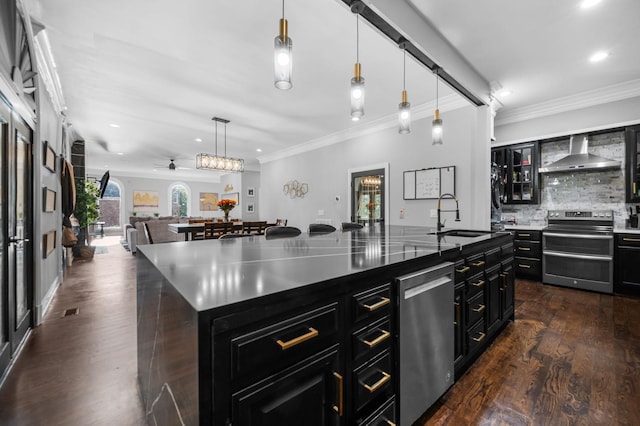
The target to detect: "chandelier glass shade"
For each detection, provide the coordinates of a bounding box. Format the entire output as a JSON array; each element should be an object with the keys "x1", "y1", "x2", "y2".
[
  {"x1": 398, "y1": 44, "x2": 411, "y2": 134},
  {"x1": 196, "y1": 117, "x2": 244, "y2": 173}
]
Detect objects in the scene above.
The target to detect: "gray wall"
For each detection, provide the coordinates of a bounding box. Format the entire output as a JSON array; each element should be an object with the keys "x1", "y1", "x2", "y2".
[{"x1": 260, "y1": 105, "x2": 492, "y2": 231}]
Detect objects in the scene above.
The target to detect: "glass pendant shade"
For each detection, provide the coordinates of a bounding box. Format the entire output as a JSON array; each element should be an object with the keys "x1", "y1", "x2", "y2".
[
  {"x1": 432, "y1": 109, "x2": 443, "y2": 145},
  {"x1": 398, "y1": 90, "x2": 411, "y2": 134},
  {"x1": 350, "y1": 63, "x2": 365, "y2": 121},
  {"x1": 274, "y1": 18, "x2": 292, "y2": 90}
]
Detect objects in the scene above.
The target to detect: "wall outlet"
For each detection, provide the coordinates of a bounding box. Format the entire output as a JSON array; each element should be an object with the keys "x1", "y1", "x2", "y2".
[
  {"x1": 430, "y1": 209, "x2": 437, "y2": 218},
  {"x1": 399, "y1": 209, "x2": 405, "y2": 219}
]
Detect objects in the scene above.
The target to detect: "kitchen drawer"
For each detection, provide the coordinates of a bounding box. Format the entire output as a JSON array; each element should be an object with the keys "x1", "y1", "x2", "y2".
[
  {"x1": 466, "y1": 290, "x2": 485, "y2": 327},
  {"x1": 617, "y1": 233, "x2": 640, "y2": 248},
  {"x1": 231, "y1": 303, "x2": 339, "y2": 380},
  {"x1": 515, "y1": 258, "x2": 541, "y2": 278},
  {"x1": 466, "y1": 271, "x2": 486, "y2": 299},
  {"x1": 485, "y1": 247, "x2": 501, "y2": 268},
  {"x1": 352, "y1": 284, "x2": 391, "y2": 325},
  {"x1": 454, "y1": 258, "x2": 469, "y2": 285},
  {"x1": 514, "y1": 230, "x2": 541, "y2": 242},
  {"x1": 501, "y1": 242, "x2": 514, "y2": 259},
  {"x1": 359, "y1": 396, "x2": 396, "y2": 426},
  {"x1": 467, "y1": 319, "x2": 487, "y2": 355},
  {"x1": 467, "y1": 253, "x2": 486, "y2": 276},
  {"x1": 514, "y1": 240, "x2": 541, "y2": 258},
  {"x1": 352, "y1": 317, "x2": 391, "y2": 363},
  {"x1": 353, "y1": 350, "x2": 393, "y2": 413}
]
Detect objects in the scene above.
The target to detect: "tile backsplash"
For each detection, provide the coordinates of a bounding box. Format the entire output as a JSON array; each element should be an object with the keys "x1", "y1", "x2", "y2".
[{"x1": 501, "y1": 130, "x2": 630, "y2": 228}]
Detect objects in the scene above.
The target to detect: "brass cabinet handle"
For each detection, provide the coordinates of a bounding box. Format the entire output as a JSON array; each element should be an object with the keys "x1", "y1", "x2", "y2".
[
  {"x1": 518, "y1": 264, "x2": 531, "y2": 269},
  {"x1": 471, "y1": 260, "x2": 485, "y2": 267},
  {"x1": 472, "y1": 331, "x2": 486, "y2": 342},
  {"x1": 519, "y1": 233, "x2": 531, "y2": 237},
  {"x1": 472, "y1": 304, "x2": 485, "y2": 313},
  {"x1": 386, "y1": 421, "x2": 396, "y2": 426},
  {"x1": 363, "y1": 330, "x2": 390, "y2": 347},
  {"x1": 455, "y1": 266, "x2": 470, "y2": 273},
  {"x1": 332, "y1": 372, "x2": 343, "y2": 416},
  {"x1": 363, "y1": 297, "x2": 390, "y2": 311},
  {"x1": 363, "y1": 371, "x2": 391, "y2": 393},
  {"x1": 454, "y1": 302, "x2": 460, "y2": 326},
  {"x1": 276, "y1": 327, "x2": 318, "y2": 350},
  {"x1": 471, "y1": 280, "x2": 485, "y2": 288},
  {"x1": 623, "y1": 237, "x2": 640, "y2": 242},
  {"x1": 518, "y1": 247, "x2": 531, "y2": 251}
]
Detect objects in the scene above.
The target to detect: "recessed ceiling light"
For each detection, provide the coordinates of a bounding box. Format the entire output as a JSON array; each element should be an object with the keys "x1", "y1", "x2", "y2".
[
  {"x1": 589, "y1": 50, "x2": 609, "y2": 62},
  {"x1": 580, "y1": 0, "x2": 601, "y2": 9},
  {"x1": 109, "y1": 123, "x2": 120, "y2": 128},
  {"x1": 153, "y1": 168, "x2": 158, "y2": 172},
  {"x1": 499, "y1": 90, "x2": 512, "y2": 97},
  {"x1": 195, "y1": 138, "x2": 202, "y2": 142},
  {"x1": 256, "y1": 148, "x2": 262, "y2": 152},
  {"x1": 117, "y1": 152, "x2": 124, "y2": 156}
]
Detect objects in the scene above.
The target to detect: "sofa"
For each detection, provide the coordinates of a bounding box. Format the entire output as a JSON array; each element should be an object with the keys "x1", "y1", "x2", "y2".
[{"x1": 125, "y1": 216, "x2": 193, "y2": 254}]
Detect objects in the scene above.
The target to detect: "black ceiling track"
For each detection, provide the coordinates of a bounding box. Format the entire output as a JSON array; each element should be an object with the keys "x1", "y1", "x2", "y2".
[{"x1": 342, "y1": 0, "x2": 486, "y2": 107}]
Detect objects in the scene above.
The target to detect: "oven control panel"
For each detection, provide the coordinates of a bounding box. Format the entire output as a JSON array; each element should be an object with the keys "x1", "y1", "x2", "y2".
[{"x1": 547, "y1": 210, "x2": 613, "y2": 220}]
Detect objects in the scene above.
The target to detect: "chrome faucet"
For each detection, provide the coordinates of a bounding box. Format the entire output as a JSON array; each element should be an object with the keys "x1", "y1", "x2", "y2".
[{"x1": 437, "y1": 193, "x2": 460, "y2": 233}]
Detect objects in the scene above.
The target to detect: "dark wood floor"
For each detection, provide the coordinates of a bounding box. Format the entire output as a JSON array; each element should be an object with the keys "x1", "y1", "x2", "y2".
[{"x1": 1, "y1": 238, "x2": 639, "y2": 425}]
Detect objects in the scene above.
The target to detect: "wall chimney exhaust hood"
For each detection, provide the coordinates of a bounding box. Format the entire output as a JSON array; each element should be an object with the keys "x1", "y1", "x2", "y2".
[{"x1": 538, "y1": 134, "x2": 621, "y2": 173}]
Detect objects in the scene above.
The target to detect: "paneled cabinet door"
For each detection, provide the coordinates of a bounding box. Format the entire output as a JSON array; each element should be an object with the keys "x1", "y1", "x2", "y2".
[
  {"x1": 232, "y1": 348, "x2": 342, "y2": 426},
  {"x1": 500, "y1": 264, "x2": 515, "y2": 319},
  {"x1": 625, "y1": 125, "x2": 640, "y2": 202},
  {"x1": 485, "y1": 267, "x2": 502, "y2": 335},
  {"x1": 453, "y1": 285, "x2": 465, "y2": 368}
]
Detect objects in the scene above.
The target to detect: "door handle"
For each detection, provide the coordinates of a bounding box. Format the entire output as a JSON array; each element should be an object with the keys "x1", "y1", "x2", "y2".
[
  {"x1": 332, "y1": 372, "x2": 343, "y2": 416},
  {"x1": 9, "y1": 237, "x2": 30, "y2": 244}
]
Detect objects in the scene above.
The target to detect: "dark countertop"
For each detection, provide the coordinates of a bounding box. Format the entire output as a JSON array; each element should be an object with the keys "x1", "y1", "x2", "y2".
[{"x1": 138, "y1": 225, "x2": 504, "y2": 312}]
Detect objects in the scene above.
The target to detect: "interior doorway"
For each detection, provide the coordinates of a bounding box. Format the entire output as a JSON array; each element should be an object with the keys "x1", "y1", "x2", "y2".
[{"x1": 349, "y1": 164, "x2": 388, "y2": 225}]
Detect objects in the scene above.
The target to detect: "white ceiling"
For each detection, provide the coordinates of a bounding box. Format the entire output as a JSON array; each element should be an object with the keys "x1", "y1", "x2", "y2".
[{"x1": 24, "y1": 0, "x2": 640, "y2": 180}]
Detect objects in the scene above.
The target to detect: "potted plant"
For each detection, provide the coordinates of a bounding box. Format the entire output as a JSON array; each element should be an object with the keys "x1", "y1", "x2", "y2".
[{"x1": 73, "y1": 179, "x2": 100, "y2": 258}]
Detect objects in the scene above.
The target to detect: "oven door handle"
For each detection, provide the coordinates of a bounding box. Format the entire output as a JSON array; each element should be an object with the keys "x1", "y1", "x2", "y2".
[
  {"x1": 543, "y1": 250, "x2": 612, "y2": 261},
  {"x1": 543, "y1": 232, "x2": 612, "y2": 240}
]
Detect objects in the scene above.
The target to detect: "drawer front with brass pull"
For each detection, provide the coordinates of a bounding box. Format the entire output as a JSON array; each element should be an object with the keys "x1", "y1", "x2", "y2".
[
  {"x1": 231, "y1": 303, "x2": 339, "y2": 379},
  {"x1": 467, "y1": 320, "x2": 487, "y2": 355},
  {"x1": 466, "y1": 291, "x2": 485, "y2": 326},
  {"x1": 466, "y1": 271, "x2": 485, "y2": 298},
  {"x1": 617, "y1": 233, "x2": 640, "y2": 248},
  {"x1": 353, "y1": 284, "x2": 391, "y2": 324},
  {"x1": 515, "y1": 230, "x2": 541, "y2": 241},
  {"x1": 467, "y1": 253, "x2": 486, "y2": 276},
  {"x1": 454, "y1": 258, "x2": 469, "y2": 284},
  {"x1": 353, "y1": 318, "x2": 391, "y2": 361},
  {"x1": 514, "y1": 240, "x2": 541, "y2": 257},
  {"x1": 359, "y1": 396, "x2": 396, "y2": 426},
  {"x1": 514, "y1": 257, "x2": 541, "y2": 278},
  {"x1": 354, "y1": 350, "x2": 393, "y2": 412}
]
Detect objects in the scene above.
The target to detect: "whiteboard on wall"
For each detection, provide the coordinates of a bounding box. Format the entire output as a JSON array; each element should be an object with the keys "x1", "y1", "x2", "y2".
[{"x1": 403, "y1": 166, "x2": 455, "y2": 199}]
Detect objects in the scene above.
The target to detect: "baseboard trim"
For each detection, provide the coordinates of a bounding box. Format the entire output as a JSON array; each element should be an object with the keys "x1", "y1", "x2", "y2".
[{"x1": 35, "y1": 276, "x2": 60, "y2": 325}]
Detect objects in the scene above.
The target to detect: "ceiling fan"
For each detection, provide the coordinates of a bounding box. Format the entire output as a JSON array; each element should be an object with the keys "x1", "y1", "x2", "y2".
[{"x1": 154, "y1": 159, "x2": 191, "y2": 171}]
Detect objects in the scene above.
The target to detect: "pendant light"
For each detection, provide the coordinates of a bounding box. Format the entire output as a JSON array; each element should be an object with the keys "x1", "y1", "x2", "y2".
[
  {"x1": 274, "y1": 0, "x2": 292, "y2": 90},
  {"x1": 350, "y1": 1, "x2": 365, "y2": 121},
  {"x1": 196, "y1": 117, "x2": 244, "y2": 172},
  {"x1": 398, "y1": 41, "x2": 411, "y2": 134},
  {"x1": 432, "y1": 67, "x2": 443, "y2": 145}
]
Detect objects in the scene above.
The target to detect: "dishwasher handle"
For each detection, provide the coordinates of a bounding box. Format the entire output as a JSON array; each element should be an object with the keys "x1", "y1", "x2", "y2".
[{"x1": 404, "y1": 275, "x2": 452, "y2": 300}]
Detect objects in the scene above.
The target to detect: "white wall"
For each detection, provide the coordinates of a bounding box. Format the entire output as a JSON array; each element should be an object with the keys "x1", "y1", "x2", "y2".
[{"x1": 260, "y1": 104, "x2": 492, "y2": 231}]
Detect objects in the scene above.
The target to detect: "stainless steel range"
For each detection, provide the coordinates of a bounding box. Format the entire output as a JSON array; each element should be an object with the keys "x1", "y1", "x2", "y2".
[{"x1": 542, "y1": 210, "x2": 614, "y2": 294}]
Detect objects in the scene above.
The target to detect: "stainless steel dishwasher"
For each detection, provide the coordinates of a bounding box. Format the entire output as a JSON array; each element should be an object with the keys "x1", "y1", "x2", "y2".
[{"x1": 396, "y1": 262, "x2": 454, "y2": 426}]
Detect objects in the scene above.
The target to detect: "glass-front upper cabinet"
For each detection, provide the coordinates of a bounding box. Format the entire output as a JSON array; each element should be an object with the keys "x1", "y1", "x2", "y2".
[
  {"x1": 506, "y1": 142, "x2": 540, "y2": 204},
  {"x1": 625, "y1": 125, "x2": 640, "y2": 202}
]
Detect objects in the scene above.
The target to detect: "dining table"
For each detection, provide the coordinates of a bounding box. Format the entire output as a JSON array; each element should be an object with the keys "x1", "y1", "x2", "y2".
[{"x1": 167, "y1": 222, "x2": 241, "y2": 241}]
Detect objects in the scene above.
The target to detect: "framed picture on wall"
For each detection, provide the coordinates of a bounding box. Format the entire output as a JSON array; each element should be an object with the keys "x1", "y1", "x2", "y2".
[
  {"x1": 247, "y1": 187, "x2": 255, "y2": 197},
  {"x1": 43, "y1": 187, "x2": 56, "y2": 212},
  {"x1": 43, "y1": 141, "x2": 56, "y2": 173},
  {"x1": 247, "y1": 203, "x2": 255, "y2": 214}
]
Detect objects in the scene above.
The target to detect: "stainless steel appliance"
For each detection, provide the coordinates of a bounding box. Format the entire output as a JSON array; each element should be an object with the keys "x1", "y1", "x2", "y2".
[
  {"x1": 397, "y1": 262, "x2": 454, "y2": 426},
  {"x1": 543, "y1": 210, "x2": 614, "y2": 293}
]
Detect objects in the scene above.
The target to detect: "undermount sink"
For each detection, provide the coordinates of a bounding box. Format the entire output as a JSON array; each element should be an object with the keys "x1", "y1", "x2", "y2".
[{"x1": 430, "y1": 230, "x2": 490, "y2": 238}]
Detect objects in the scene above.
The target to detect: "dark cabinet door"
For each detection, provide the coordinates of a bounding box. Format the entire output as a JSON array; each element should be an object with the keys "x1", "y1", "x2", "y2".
[
  {"x1": 500, "y1": 264, "x2": 515, "y2": 320},
  {"x1": 453, "y1": 285, "x2": 465, "y2": 368},
  {"x1": 232, "y1": 348, "x2": 342, "y2": 426},
  {"x1": 485, "y1": 267, "x2": 502, "y2": 335},
  {"x1": 504, "y1": 142, "x2": 540, "y2": 204},
  {"x1": 615, "y1": 235, "x2": 640, "y2": 296},
  {"x1": 625, "y1": 125, "x2": 640, "y2": 202}
]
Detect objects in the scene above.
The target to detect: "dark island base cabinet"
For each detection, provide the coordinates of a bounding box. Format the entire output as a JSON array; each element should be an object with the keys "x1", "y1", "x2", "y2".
[{"x1": 615, "y1": 234, "x2": 640, "y2": 297}]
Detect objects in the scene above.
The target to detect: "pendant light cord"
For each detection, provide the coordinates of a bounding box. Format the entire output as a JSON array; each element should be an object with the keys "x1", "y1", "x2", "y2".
[
  {"x1": 224, "y1": 122, "x2": 227, "y2": 157},
  {"x1": 435, "y1": 68, "x2": 439, "y2": 109},
  {"x1": 356, "y1": 14, "x2": 359, "y2": 63},
  {"x1": 214, "y1": 120, "x2": 218, "y2": 156},
  {"x1": 403, "y1": 47, "x2": 406, "y2": 91},
  {"x1": 282, "y1": 0, "x2": 285, "y2": 19}
]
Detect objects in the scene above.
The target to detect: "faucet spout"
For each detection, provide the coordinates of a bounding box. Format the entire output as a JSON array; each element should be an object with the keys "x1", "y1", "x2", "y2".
[{"x1": 436, "y1": 193, "x2": 460, "y2": 233}]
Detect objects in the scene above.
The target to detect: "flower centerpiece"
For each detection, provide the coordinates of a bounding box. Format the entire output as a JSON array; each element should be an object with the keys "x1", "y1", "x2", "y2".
[{"x1": 217, "y1": 198, "x2": 237, "y2": 222}]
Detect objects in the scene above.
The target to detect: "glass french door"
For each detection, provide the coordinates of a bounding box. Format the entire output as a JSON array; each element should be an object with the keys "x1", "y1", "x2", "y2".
[
  {"x1": 0, "y1": 98, "x2": 33, "y2": 379},
  {"x1": 351, "y1": 169, "x2": 385, "y2": 224}
]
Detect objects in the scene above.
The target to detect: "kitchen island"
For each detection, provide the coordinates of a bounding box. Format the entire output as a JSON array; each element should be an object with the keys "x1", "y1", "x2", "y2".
[{"x1": 137, "y1": 225, "x2": 514, "y2": 425}]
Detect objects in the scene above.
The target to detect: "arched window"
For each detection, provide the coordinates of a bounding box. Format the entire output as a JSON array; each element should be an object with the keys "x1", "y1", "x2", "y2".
[
  {"x1": 98, "y1": 181, "x2": 122, "y2": 227},
  {"x1": 170, "y1": 184, "x2": 190, "y2": 217}
]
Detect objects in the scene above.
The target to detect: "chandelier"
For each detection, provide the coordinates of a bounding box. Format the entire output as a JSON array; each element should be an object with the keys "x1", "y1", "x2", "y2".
[{"x1": 196, "y1": 117, "x2": 244, "y2": 172}]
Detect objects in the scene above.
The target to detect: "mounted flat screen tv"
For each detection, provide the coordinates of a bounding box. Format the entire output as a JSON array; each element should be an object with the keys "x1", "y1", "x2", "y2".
[{"x1": 99, "y1": 171, "x2": 110, "y2": 198}]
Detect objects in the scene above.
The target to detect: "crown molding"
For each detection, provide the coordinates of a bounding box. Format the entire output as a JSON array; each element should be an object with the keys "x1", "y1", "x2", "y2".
[
  {"x1": 258, "y1": 94, "x2": 470, "y2": 164},
  {"x1": 495, "y1": 79, "x2": 640, "y2": 126}
]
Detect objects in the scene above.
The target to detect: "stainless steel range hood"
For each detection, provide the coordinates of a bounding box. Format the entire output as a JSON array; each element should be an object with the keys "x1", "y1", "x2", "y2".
[{"x1": 538, "y1": 134, "x2": 621, "y2": 173}]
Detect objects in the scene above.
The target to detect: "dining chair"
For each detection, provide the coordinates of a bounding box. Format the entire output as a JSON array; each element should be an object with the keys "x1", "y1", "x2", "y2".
[
  {"x1": 265, "y1": 226, "x2": 302, "y2": 239},
  {"x1": 308, "y1": 223, "x2": 337, "y2": 234},
  {"x1": 204, "y1": 222, "x2": 233, "y2": 239},
  {"x1": 275, "y1": 218, "x2": 288, "y2": 226},
  {"x1": 341, "y1": 222, "x2": 364, "y2": 231}
]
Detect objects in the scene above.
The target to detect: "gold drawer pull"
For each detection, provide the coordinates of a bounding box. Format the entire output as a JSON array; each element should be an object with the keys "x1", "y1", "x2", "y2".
[
  {"x1": 454, "y1": 302, "x2": 460, "y2": 326},
  {"x1": 472, "y1": 331, "x2": 486, "y2": 342},
  {"x1": 518, "y1": 264, "x2": 531, "y2": 269},
  {"x1": 276, "y1": 327, "x2": 318, "y2": 350},
  {"x1": 386, "y1": 421, "x2": 396, "y2": 426},
  {"x1": 471, "y1": 280, "x2": 485, "y2": 288},
  {"x1": 518, "y1": 247, "x2": 531, "y2": 251},
  {"x1": 332, "y1": 372, "x2": 343, "y2": 416},
  {"x1": 363, "y1": 371, "x2": 391, "y2": 393},
  {"x1": 472, "y1": 304, "x2": 485, "y2": 313},
  {"x1": 363, "y1": 297, "x2": 390, "y2": 311},
  {"x1": 471, "y1": 260, "x2": 485, "y2": 267},
  {"x1": 455, "y1": 266, "x2": 470, "y2": 273},
  {"x1": 623, "y1": 237, "x2": 640, "y2": 242},
  {"x1": 519, "y1": 233, "x2": 530, "y2": 237},
  {"x1": 364, "y1": 330, "x2": 390, "y2": 347}
]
